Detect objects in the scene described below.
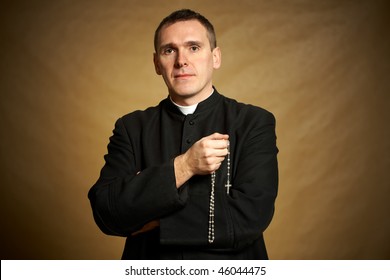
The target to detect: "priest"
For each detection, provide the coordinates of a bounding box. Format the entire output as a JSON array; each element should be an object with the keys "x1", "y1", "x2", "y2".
[{"x1": 88, "y1": 9, "x2": 279, "y2": 259}]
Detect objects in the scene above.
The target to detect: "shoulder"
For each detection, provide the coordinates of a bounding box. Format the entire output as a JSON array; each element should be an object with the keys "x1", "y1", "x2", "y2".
[
  {"x1": 122, "y1": 104, "x2": 160, "y2": 121},
  {"x1": 108, "y1": 100, "x2": 167, "y2": 137},
  {"x1": 118, "y1": 99, "x2": 166, "y2": 128},
  {"x1": 220, "y1": 94, "x2": 276, "y2": 124}
]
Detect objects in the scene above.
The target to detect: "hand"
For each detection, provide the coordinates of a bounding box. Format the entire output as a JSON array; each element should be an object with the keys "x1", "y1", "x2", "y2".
[
  {"x1": 184, "y1": 132, "x2": 229, "y2": 175},
  {"x1": 131, "y1": 220, "x2": 160, "y2": 236},
  {"x1": 174, "y1": 132, "x2": 229, "y2": 187}
]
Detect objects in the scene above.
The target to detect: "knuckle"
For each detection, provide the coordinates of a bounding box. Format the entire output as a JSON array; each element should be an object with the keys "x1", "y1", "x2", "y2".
[{"x1": 199, "y1": 141, "x2": 208, "y2": 148}]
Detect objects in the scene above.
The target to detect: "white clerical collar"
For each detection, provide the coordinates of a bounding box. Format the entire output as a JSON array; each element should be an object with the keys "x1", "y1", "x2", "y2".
[
  {"x1": 171, "y1": 101, "x2": 198, "y2": 115},
  {"x1": 170, "y1": 89, "x2": 214, "y2": 115}
]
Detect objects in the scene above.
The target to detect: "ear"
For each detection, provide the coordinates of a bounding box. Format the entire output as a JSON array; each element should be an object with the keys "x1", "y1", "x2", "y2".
[
  {"x1": 212, "y1": 47, "x2": 221, "y2": 69},
  {"x1": 153, "y1": 53, "x2": 162, "y2": 75}
]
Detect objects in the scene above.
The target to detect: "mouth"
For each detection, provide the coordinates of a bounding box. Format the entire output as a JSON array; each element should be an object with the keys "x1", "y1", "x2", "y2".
[{"x1": 174, "y1": 73, "x2": 195, "y2": 79}]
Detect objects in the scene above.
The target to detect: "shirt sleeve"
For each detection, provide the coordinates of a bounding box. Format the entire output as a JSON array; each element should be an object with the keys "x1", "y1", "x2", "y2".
[
  {"x1": 228, "y1": 110, "x2": 279, "y2": 250},
  {"x1": 88, "y1": 117, "x2": 188, "y2": 236}
]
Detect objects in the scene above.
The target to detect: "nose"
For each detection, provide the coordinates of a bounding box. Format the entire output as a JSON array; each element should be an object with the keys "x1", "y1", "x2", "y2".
[{"x1": 175, "y1": 50, "x2": 188, "y2": 68}]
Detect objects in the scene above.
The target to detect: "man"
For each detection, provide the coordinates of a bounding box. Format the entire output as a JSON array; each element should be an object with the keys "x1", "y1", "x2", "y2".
[{"x1": 88, "y1": 9, "x2": 278, "y2": 260}]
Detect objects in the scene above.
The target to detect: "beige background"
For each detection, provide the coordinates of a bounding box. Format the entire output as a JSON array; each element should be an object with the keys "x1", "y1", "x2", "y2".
[{"x1": 1, "y1": 0, "x2": 389, "y2": 259}]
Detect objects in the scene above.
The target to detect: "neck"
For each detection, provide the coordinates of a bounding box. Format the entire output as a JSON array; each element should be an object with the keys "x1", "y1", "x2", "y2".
[
  {"x1": 170, "y1": 98, "x2": 198, "y2": 115},
  {"x1": 170, "y1": 87, "x2": 215, "y2": 106}
]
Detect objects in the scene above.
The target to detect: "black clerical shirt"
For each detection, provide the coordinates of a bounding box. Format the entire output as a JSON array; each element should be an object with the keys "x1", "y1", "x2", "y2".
[{"x1": 88, "y1": 89, "x2": 278, "y2": 259}]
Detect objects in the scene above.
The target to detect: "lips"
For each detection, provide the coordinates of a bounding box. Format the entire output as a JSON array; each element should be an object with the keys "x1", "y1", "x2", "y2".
[{"x1": 174, "y1": 73, "x2": 195, "y2": 79}]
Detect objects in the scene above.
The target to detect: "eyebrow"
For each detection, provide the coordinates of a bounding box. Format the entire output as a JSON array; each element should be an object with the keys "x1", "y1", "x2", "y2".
[{"x1": 185, "y1": 40, "x2": 204, "y2": 47}]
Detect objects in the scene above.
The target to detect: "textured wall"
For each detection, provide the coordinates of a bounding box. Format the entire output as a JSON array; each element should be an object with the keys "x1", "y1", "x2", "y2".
[{"x1": 1, "y1": 0, "x2": 389, "y2": 259}]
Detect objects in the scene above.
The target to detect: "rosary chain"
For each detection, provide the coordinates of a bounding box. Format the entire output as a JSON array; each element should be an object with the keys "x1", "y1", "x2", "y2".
[
  {"x1": 208, "y1": 172, "x2": 216, "y2": 243},
  {"x1": 208, "y1": 140, "x2": 232, "y2": 244}
]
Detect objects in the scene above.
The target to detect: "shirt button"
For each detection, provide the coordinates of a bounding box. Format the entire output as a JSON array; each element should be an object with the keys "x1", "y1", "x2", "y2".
[
  {"x1": 186, "y1": 139, "x2": 192, "y2": 144},
  {"x1": 189, "y1": 120, "x2": 195, "y2": 125}
]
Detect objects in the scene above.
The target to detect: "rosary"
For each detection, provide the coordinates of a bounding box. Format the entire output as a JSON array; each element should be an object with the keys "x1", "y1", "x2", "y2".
[{"x1": 208, "y1": 140, "x2": 232, "y2": 244}]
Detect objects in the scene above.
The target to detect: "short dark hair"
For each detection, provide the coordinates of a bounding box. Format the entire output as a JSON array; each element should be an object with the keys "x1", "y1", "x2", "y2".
[{"x1": 154, "y1": 9, "x2": 217, "y2": 52}]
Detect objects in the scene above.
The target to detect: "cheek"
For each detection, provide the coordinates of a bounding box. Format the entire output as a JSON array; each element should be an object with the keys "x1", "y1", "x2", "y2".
[
  {"x1": 194, "y1": 56, "x2": 213, "y2": 70},
  {"x1": 158, "y1": 59, "x2": 174, "y2": 74},
  {"x1": 198, "y1": 57, "x2": 214, "y2": 75}
]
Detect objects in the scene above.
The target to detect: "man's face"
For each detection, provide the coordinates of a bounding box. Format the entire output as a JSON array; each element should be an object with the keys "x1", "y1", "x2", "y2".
[{"x1": 154, "y1": 20, "x2": 221, "y2": 105}]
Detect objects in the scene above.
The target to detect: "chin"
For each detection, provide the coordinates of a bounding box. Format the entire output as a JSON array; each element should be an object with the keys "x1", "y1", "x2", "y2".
[
  {"x1": 171, "y1": 91, "x2": 197, "y2": 100},
  {"x1": 171, "y1": 86, "x2": 199, "y2": 98}
]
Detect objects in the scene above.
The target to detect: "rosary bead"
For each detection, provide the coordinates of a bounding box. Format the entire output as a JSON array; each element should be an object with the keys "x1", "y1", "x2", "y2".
[{"x1": 208, "y1": 140, "x2": 232, "y2": 244}]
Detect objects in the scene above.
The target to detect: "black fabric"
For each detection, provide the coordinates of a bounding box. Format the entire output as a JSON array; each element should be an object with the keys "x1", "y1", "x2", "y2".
[
  {"x1": 88, "y1": 89, "x2": 278, "y2": 259},
  {"x1": 121, "y1": 228, "x2": 268, "y2": 260}
]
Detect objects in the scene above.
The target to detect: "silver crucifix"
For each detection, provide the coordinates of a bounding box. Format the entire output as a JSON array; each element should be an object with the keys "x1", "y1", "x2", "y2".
[{"x1": 225, "y1": 181, "x2": 232, "y2": 194}]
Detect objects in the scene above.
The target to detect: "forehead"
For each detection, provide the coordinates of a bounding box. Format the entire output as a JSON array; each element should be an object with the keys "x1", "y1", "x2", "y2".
[{"x1": 157, "y1": 20, "x2": 209, "y2": 46}]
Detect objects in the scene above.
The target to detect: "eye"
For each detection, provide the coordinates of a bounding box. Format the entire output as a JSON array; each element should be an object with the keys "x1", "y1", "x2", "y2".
[
  {"x1": 190, "y1": 45, "x2": 200, "y2": 52},
  {"x1": 163, "y1": 48, "x2": 175, "y2": 55}
]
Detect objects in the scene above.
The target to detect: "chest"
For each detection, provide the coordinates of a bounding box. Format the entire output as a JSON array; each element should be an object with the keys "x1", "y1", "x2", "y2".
[{"x1": 139, "y1": 109, "x2": 232, "y2": 167}]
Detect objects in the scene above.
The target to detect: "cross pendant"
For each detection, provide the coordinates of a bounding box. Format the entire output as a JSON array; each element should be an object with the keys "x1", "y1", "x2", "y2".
[{"x1": 225, "y1": 181, "x2": 232, "y2": 194}]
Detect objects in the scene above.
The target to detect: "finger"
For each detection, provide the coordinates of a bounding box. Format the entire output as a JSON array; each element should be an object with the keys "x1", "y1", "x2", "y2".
[
  {"x1": 202, "y1": 146, "x2": 228, "y2": 158},
  {"x1": 198, "y1": 138, "x2": 228, "y2": 150},
  {"x1": 208, "y1": 132, "x2": 229, "y2": 140},
  {"x1": 212, "y1": 155, "x2": 229, "y2": 167},
  {"x1": 213, "y1": 161, "x2": 224, "y2": 172},
  {"x1": 212, "y1": 149, "x2": 229, "y2": 157},
  {"x1": 204, "y1": 162, "x2": 223, "y2": 174},
  {"x1": 210, "y1": 139, "x2": 230, "y2": 149}
]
